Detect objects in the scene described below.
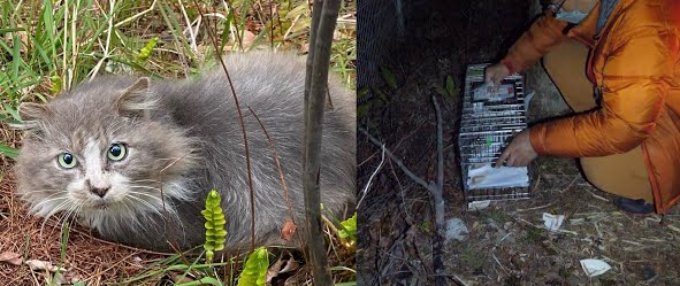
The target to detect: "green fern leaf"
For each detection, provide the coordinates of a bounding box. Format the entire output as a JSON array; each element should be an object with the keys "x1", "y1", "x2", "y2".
[
  {"x1": 379, "y1": 66, "x2": 398, "y2": 90},
  {"x1": 445, "y1": 75, "x2": 457, "y2": 97},
  {"x1": 137, "y1": 37, "x2": 159, "y2": 63},
  {"x1": 237, "y1": 247, "x2": 268, "y2": 286},
  {"x1": 337, "y1": 212, "x2": 357, "y2": 244},
  {"x1": 202, "y1": 189, "x2": 227, "y2": 262}
]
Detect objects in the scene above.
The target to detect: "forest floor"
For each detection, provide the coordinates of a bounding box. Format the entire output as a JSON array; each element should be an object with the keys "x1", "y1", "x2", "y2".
[{"x1": 356, "y1": 1, "x2": 680, "y2": 285}]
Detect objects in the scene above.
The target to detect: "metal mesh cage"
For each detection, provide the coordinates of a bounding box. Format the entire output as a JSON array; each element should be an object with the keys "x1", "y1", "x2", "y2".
[{"x1": 458, "y1": 63, "x2": 532, "y2": 202}]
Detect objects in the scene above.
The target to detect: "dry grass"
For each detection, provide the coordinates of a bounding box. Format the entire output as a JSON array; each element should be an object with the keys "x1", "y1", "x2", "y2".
[{"x1": 0, "y1": 173, "x2": 169, "y2": 285}]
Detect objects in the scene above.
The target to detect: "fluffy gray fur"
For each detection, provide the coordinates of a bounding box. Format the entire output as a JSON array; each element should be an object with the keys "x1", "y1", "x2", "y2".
[{"x1": 14, "y1": 52, "x2": 356, "y2": 252}]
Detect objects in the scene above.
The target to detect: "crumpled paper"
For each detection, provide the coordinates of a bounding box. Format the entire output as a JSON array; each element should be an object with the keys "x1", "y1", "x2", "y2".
[
  {"x1": 445, "y1": 218, "x2": 469, "y2": 242},
  {"x1": 580, "y1": 259, "x2": 611, "y2": 277},
  {"x1": 542, "y1": 213, "x2": 565, "y2": 232},
  {"x1": 467, "y1": 164, "x2": 529, "y2": 190}
]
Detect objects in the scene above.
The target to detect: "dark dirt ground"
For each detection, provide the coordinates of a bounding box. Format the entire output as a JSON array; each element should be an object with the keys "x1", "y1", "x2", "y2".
[{"x1": 356, "y1": 1, "x2": 680, "y2": 285}]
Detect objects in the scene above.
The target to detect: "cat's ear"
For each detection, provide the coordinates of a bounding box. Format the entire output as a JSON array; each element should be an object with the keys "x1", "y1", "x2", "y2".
[
  {"x1": 115, "y1": 77, "x2": 157, "y2": 118},
  {"x1": 19, "y1": 102, "x2": 48, "y2": 121},
  {"x1": 13, "y1": 102, "x2": 49, "y2": 130}
]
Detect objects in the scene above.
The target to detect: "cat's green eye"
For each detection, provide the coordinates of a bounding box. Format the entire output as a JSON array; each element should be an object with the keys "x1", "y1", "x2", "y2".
[
  {"x1": 107, "y1": 143, "x2": 127, "y2": 161},
  {"x1": 57, "y1": 153, "x2": 77, "y2": 169}
]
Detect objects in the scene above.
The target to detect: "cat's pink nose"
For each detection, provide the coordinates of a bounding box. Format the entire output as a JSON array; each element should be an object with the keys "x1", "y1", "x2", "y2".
[{"x1": 91, "y1": 187, "x2": 109, "y2": 198}]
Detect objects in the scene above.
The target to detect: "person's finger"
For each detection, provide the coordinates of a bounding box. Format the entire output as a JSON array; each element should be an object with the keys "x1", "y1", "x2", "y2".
[
  {"x1": 515, "y1": 156, "x2": 527, "y2": 167},
  {"x1": 485, "y1": 68, "x2": 496, "y2": 83},
  {"x1": 495, "y1": 148, "x2": 510, "y2": 168},
  {"x1": 507, "y1": 153, "x2": 519, "y2": 167}
]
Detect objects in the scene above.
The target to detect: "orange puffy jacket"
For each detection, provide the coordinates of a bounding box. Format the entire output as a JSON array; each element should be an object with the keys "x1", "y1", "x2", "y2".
[{"x1": 501, "y1": 0, "x2": 680, "y2": 214}]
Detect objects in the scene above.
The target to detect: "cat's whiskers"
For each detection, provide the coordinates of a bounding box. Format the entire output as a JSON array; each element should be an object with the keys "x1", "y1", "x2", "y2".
[
  {"x1": 127, "y1": 185, "x2": 162, "y2": 191},
  {"x1": 39, "y1": 198, "x2": 75, "y2": 240},
  {"x1": 130, "y1": 179, "x2": 160, "y2": 184},
  {"x1": 59, "y1": 204, "x2": 79, "y2": 232},
  {"x1": 119, "y1": 197, "x2": 152, "y2": 231},
  {"x1": 126, "y1": 190, "x2": 164, "y2": 201},
  {"x1": 124, "y1": 193, "x2": 185, "y2": 237},
  {"x1": 20, "y1": 189, "x2": 59, "y2": 195},
  {"x1": 124, "y1": 194, "x2": 165, "y2": 216},
  {"x1": 29, "y1": 191, "x2": 67, "y2": 204},
  {"x1": 31, "y1": 194, "x2": 69, "y2": 216}
]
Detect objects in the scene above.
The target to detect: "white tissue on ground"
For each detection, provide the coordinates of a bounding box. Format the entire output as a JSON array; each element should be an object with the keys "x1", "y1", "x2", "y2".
[
  {"x1": 542, "y1": 213, "x2": 565, "y2": 232},
  {"x1": 580, "y1": 259, "x2": 612, "y2": 277},
  {"x1": 467, "y1": 163, "x2": 529, "y2": 190},
  {"x1": 445, "y1": 218, "x2": 469, "y2": 242},
  {"x1": 468, "y1": 200, "x2": 491, "y2": 211}
]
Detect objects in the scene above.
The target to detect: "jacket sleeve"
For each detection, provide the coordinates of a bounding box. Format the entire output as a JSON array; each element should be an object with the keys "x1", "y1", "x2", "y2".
[
  {"x1": 529, "y1": 31, "x2": 675, "y2": 157},
  {"x1": 501, "y1": 10, "x2": 570, "y2": 73}
]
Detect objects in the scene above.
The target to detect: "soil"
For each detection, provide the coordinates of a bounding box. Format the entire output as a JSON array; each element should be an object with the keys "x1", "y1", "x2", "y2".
[{"x1": 356, "y1": 1, "x2": 680, "y2": 285}]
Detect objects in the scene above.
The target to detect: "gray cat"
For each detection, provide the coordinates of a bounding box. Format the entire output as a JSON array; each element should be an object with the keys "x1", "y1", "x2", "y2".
[{"x1": 14, "y1": 52, "x2": 356, "y2": 252}]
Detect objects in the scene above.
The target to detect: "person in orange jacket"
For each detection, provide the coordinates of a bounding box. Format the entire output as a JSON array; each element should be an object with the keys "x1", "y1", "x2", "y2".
[{"x1": 487, "y1": 0, "x2": 680, "y2": 214}]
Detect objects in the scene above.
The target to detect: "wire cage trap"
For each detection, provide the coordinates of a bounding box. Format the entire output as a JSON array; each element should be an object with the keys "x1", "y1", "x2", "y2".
[{"x1": 458, "y1": 63, "x2": 532, "y2": 203}]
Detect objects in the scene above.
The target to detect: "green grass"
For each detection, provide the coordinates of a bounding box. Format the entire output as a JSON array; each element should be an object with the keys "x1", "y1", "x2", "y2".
[
  {"x1": 1, "y1": 0, "x2": 356, "y2": 284},
  {"x1": 0, "y1": 0, "x2": 355, "y2": 156}
]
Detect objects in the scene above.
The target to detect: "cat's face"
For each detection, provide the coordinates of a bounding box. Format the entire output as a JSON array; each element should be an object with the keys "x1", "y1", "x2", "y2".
[{"x1": 14, "y1": 77, "x2": 197, "y2": 225}]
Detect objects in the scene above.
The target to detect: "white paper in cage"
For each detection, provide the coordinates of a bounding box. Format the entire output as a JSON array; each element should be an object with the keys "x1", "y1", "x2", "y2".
[{"x1": 466, "y1": 164, "x2": 529, "y2": 190}]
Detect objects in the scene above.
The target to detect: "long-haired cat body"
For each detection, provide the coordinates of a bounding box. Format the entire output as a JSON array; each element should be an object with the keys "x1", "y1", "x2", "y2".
[{"x1": 14, "y1": 52, "x2": 356, "y2": 252}]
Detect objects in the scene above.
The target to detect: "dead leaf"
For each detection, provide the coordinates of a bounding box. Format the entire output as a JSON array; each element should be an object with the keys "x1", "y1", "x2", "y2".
[
  {"x1": 281, "y1": 219, "x2": 297, "y2": 241},
  {"x1": 0, "y1": 251, "x2": 22, "y2": 266},
  {"x1": 266, "y1": 251, "x2": 301, "y2": 283},
  {"x1": 278, "y1": 257, "x2": 300, "y2": 274},
  {"x1": 266, "y1": 256, "x2": 287, "y2": 283},
  {"x1": 25, "y1": 259, "x2": 67, "y2": 272},
  {"x1": 242, "y1": 30, "x2": 256, "y2": 50},
  {"x1": 129, "y1": 256, "x2": 144, "y2": 270}
]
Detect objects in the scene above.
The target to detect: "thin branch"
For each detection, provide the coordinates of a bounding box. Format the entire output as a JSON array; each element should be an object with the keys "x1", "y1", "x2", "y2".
[
  {"x1": 88, "y1": 0, "x2": 115, "y2": 80},
  {"x1": 246, "y1": 106, "x2": 296, "y2": 225},
  {"x1": 302, "y1": 0, "x2": 341, "y2": 284},
  {"x1": 114, "y1": 0, "x2": 157, "y2": 28},
  {"x1": 431, "y1": 95, "x2": 446, "y2": 286},
  {"x1": 190, "y1": 0, "x2": 256, "y2": 252},
  {"x1": 358, "y1": 127, "x2": 430, "y2": 190},
  {"x1": 177, "y1": 0, "x2": 198, "y2": 54},
  {"x1": 357, "y1": 143, "x2": 386, "y2": 209},
  {"x1": 433, "y1": 96, "x2": 444, "y2": 191}
]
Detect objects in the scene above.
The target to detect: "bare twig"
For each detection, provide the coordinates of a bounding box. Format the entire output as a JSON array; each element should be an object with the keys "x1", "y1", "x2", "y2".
[
  {"x1": 88, "y1": 0, "x2": 115, "y2": 80},
  {"x1": 357, "y1": 144, "x2": 386, "y2": 209},
  {"x1": 302, "y1": 0, "x2": 341, "y2": 284},
  {"x1": 114, "y1": 0, "x2": 157, "y2": 28},
  {"x1": 359, "y1": 95, "x2": 448, "y2": 285},
  {"x1": 451, "y1": 274, "x2": 471, "y2": 286},
  {"x1": 584, "y1": 188, "x2": 610, "y2": 202},
  {"x1": 246, "y1": 106, "x2": 297, "y2": 227},
  {"x1": 514, "y1": 202, "x2": 554, "y2": 213},
  {"x1": 358, "y1": 122, "x2": 424, "y2": 168},
  {"x1": 389, "y1": 160, "x2": 414, "y2": 223},
  {"x1": 190, "y1": 0, "x2": 257, "y2": 251},
  {"x1": 431, "y1": 95, "x2": 446, "y2": 286},
  {"x1": 177, "y1": 0, "x2": 198, "y2": 54},
  {"x1": 358, "y1": 127, "x2": 430, "y2": 190}
]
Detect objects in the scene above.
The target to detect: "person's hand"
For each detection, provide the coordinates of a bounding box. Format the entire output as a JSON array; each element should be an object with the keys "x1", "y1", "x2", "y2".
[
  {"x1": 485, "y1": 62, "x2": 511, "y2": 85},
  {"x1": 495, "y1": 129, "x2": 538, "y2": 167}
]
